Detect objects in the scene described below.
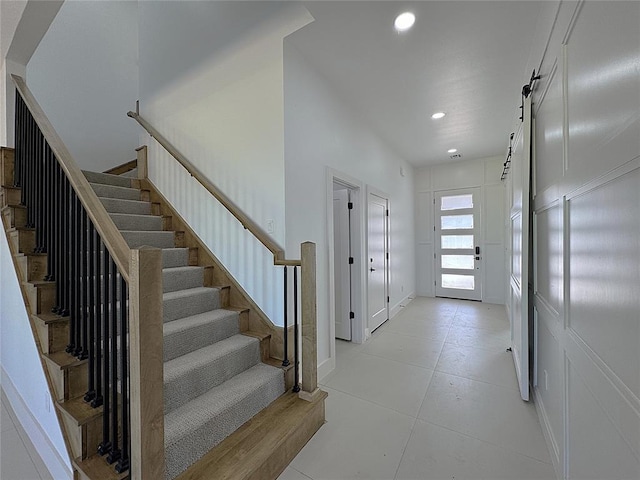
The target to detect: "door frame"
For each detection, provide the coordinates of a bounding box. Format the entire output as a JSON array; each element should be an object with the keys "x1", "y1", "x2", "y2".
[
  {"x1": 325, "y1": 169, "x2": 365, "y2": 371},
  {"x1": 366, "y1": 186, "x2": 390, "y2": 337}
]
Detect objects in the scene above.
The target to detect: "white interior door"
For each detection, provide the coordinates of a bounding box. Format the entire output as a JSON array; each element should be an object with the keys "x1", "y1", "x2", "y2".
[
  {"x1": 435, "y1": 188, "x2": 482, "y2": 301},
  {"x1": 509, "y1": 95, "x2": 532, "y2": 401},
  {"x1": 367, "y1": 193, "x2": 389, "y2": 332},
  {"x1": 333, "y1": 189, "x2": 352, "y2": 341}
]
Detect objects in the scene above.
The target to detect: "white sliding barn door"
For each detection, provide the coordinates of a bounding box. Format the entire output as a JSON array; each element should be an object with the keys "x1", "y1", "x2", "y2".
[{"x1": 509, "y1": 96, "x2": 532, "y2": 401}]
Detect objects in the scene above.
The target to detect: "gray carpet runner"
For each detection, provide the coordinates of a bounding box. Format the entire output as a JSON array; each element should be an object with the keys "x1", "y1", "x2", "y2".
[{"x1": 84, "y1": 170, "x2": 284, "y2": 479}]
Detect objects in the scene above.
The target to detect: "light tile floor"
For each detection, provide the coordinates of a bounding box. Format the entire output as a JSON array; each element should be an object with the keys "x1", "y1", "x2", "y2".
[
  {"x1": 279, "y1": 297, "x2": 555, "y2": 480},
  {"x1": 0, "y1": 297, "x2": 555, "y2": 480},
  {"x1": 1, "y1": 390, "x2": 53, "y2": 480}
]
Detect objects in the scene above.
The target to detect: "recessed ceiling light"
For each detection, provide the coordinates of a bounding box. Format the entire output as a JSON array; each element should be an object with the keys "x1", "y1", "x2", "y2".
[
  {"x1": 448, "y1": 148, "x2": 458, "y2": 153},
  {"x1": 431, "y1": 112, "x2": 446, "y2": 119},
  {"x1": 394, "y1": 12, "x2": 415, "y2": 32}
]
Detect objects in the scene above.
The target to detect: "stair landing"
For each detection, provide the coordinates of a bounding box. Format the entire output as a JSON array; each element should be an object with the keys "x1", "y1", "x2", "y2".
[{"x1": 177, "y1": 390, "x2": 327, "y2": 480}]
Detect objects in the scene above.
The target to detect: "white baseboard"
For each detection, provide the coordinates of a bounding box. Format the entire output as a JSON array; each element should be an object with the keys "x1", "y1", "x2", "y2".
[
  {"x1": 1, "y1": 367, "x2": 73, "y2": 480},
  {"x1": 317, "y1": 356, "x2": 335, "y2": 386},
  {"x1": 532, "y1": 386, "x2": 562, "y2": 480},
  {"x1": 390, "y1": 292, "x2": 415, "y2": 319}
]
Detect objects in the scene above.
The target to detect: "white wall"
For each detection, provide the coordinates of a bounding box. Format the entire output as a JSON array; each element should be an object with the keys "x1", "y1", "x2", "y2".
[
  {"x1": 25, "y1": 0, "x2": 138, "y2": 172},
  {"x1": 138, "y1": 2, "x2": 312, "y2": 325},
  {"x1": 414, "y1": 156, "x2": 506, "y2": 304},
  {"x1": 521, "y1": 1, "x2": 640, "y2": 477},
  {"x1": 283, "y1": 43, "x2": 416, "y2": 376},
  {"x1": 0, "y1": 228, "x2": 72, "y2": 478}
]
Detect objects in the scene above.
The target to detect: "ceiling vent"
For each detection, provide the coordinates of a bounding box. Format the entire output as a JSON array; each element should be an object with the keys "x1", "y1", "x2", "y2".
[{"x1": 449, "y1": 153, "x2": 463, "y2": 159}]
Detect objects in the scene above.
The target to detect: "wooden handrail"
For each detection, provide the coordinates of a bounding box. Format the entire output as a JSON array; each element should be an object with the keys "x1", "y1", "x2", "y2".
[
  {"x1": 127, "y1": 111, "x2": 301, "y2": 267},
  {"x1": 12, "y1": 75, "x2": 131, "y2": 280}
]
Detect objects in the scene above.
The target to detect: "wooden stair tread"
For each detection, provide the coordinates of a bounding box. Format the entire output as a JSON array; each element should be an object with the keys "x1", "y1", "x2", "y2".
[
  {"x1": 7, "y1": 225, "x2": 35, "y2": 232},
  {"x1": 225, "y1": 306, "x2": 250, "y2": 314},
  {"x1": 1, "y1": 184, "x2": 20, "y2": 190},
  {"x1": 1, "y1": 203, "x2": 26, "y2": 210},
  {"x1": 243, "y1": 330, "x2": 270, "y2": 341},
  {"x1": 23, "y1": 279, "x2": 55, "y2": 287},
  {"x1": 33, "y1": 312, "x2": 69, "y2": 324},
  {"x1": 74, "y1": 454, "x2": 128, "y2": 480},
  {"x1": 177, "y1": 390, "x2": 327, "y2": 480},
  {"x1": 263, "y1": 358, "x2": 293, "y2": 372},
  {"x1": 15, "y1": 251, "x2": 48, "y2": 257},
  {"x1": 43, "y1": 351, "x2": 86, "y2": 370},
  {"x1": 56, "y1": 395, "x2": 102, "y2": 426}
]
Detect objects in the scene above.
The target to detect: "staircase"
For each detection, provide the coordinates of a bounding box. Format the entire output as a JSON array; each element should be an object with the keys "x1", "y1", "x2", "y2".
[
  {"x1": 3, "y1": 74, "x2": 326, "y2": 480},
  {"x1": 84, "y1": 169, "x2": 288, "y2": 479}
]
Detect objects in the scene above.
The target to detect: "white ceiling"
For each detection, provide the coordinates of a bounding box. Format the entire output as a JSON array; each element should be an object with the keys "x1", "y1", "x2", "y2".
[{"x1": 287, "y1": 1, "x2": 545, "y2": 167}]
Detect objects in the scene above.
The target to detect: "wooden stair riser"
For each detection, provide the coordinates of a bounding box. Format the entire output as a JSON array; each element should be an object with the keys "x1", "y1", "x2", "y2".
[
  {"x1": 1, "y1": 147, "x2": 15, "y2": 186},
  {"x1": 174, "y1": 230, "x2": 185, "y2": 248},
  {"x1": 162, "y1": 215, "x2": 172, "y2": 231},
  {"x1": 2, "y1": 205, "x2": 27, "y2": 228},
  {"x1": 35, "y1": 318, "x2": 69, "y2": 354},
  {"x1": 17, "y1": 253, "x2": 48, "y2": 281},
  {"x1": 219, "y1": 285, "x2": 231, "y2": 308},
  {"x1": 25, "y1": 282, "x2": 56, "y2": 314},
  {"x1": 44, "y1": 359, "x2": 88, "y2": 402},
  {"x1": 9, "y1": 228, "x2": 35, "y2": 254},
  {"x1": 74, "y1": 455, "x2": 128, "y2": 480},
  {"x1": 1, "y1": 186, "x2": 21, "y2": 207},
  {"x1": 59, "y1": 412, "x2": 102, "y2": 461}
]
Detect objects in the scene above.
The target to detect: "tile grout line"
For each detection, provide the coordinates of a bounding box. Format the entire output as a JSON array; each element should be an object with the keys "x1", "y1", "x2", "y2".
[
  {"x1": 393, "y1": 304, "x2": 460, "y2": 480},
  {"x1": 418, "y1": 418, "x2": 554, "y2": 466}
]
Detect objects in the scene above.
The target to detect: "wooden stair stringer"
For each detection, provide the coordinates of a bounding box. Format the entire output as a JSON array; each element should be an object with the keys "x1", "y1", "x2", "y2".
[
  {"x1": 141, "y1": 178, "x2": 291, "y2": 362},
  {"x1": 176, "y1": 390, "x2": 328, "y2": 480},
  {"x1": 0, "y1": 162, "x2": 79, "y2": 475}
]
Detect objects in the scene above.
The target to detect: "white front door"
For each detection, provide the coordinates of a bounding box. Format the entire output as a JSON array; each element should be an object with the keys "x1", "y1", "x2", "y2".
[
  {"x1": 435, "y1": 188, "x2": 482, "y2": 301},
  {"x1": 368, "y1": 193, "x2": 389, "y2": 332},
  {"x1": 333, "y1": 189, "x2": 352, "y2": 341}
]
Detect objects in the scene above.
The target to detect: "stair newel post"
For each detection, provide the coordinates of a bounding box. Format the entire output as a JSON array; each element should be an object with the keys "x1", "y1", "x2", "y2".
[
  {"x1": 293, "y1": 266, "x2": 300, "y2": 393},
  {"x1": 300, "y1": 242, "x2": 319, "y2": 400},
  {"x1": 282, "y1": 265, "x2": 290, "y2": 367},
  {"x1": 129, "y1": 246, "x2": 165, "y2": 480}
]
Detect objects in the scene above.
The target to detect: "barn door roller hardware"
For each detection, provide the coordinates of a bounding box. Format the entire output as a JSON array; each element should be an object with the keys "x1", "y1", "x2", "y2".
[{"x1": 519, "y1": 69, "x2": 541, "y2": 120}]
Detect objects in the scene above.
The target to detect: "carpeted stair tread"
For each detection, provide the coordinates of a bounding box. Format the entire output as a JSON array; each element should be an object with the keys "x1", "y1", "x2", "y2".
[
  {"x1": 163, "y1": 309, "x2": 239, "y2": 361},
  {"x1": 121, "y1": 230, "x2": 175, "y2": 249},
  {"x1": 83, "y1": 170, "x2": 132, "y2": 188},
  {"x1": 89, "y1": 182, "x2": 140, "y2": 201},
  {"x1": 110, "y1": 212, "x2": 162, "y2": 231},
  {"x1": 163, "y1": 287, "x2": 220, "y2": 323},
  {"x1": 162, "y1": 248, "x2": 190, "y2": 268},
  {"x1": 164, "y1": 363, "x2": 285, "y2": 480},
  {"x1": 164, "y1": 334, "x2": 260, "y2": 414},
  {"x1": 99, "y1": 197, "x2": 151, "y2": 215},
  {"x1": 163, "y1": 265, "x2": 204, "y2": 293}
]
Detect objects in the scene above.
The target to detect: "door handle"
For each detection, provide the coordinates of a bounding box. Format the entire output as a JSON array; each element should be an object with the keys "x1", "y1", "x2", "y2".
[
  {"x1": 475, "y1": 246, "x2": 480, "y2": 255},
  {"x1": 370, "y1": 267, "x2": 376, "y2": 272}
]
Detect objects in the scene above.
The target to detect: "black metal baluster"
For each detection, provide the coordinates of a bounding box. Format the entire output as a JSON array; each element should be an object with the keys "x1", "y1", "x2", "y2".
[
  {"x1": 77, "y1": 207, "x2": 88, "y2": 360},
  {"x1": 66, "y1": 189, "x2": 77, "y2": 353},
  {"x1": 60, "y1": 176, "x2": 70, "y2": 317},
  {"x1": 293, "y1": 266, "x2": 300, "y2": 393},
  {"x1": 34, "y1": 132, "x2": 44, "y2": 253},
  {"x1": 91, "y1": 235, "x2": 104, "y2": 409},
  {"x1": 44, "y1": 145, "x2": 54, "y2": 280},
  {"x1": 21, "y1": 106, "x2": 29, "y2": 209},
  {"x1": 115, "y1": 275, "x2": 129, "y2": 473},
  {"x1": 13, "y1": 91, "x2": 22, "y2": 189},
  {"x1": 73, "y1": 196, "x2": 82, "y2": 356},
  {"x1": 84, "y1": 220, "x2": 96, "y2": 403},
  {"x1": 107, "y1": 258, "x2": 120, "y2": 464},
  {"x1": 98, "y1": 248, "x2": 111, "y2": 455},
  {"x1": 282, "y1": 266, "x2": 290, "y2": 367}
]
